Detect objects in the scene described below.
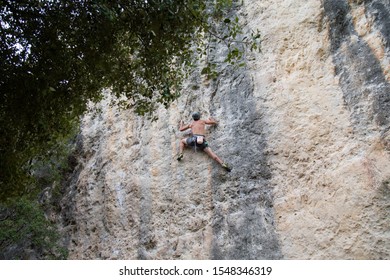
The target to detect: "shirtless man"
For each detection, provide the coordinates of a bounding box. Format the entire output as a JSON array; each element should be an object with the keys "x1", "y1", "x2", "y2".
[{"x1": 177, "y1": 112, "x2": 232, "y2": 172}]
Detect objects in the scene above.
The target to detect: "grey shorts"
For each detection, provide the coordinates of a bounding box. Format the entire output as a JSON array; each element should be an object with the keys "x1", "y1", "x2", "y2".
[{"x1": 186, "y1": 135, "x2": 209, "y2": 150}]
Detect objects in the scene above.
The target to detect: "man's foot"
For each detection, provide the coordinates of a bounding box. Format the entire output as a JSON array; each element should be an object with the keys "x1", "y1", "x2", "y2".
[
  {"x1": 177, "y1": 153, "x2": 184, "y2": 161},
  {"x1": 221, "y1": 163, "x2": 232, "y2": 172}
]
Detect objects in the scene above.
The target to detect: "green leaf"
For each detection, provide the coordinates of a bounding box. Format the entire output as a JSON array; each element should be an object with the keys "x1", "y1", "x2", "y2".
[{"x1": 201, "y1": 67, "x2": 210, "y2": 74}]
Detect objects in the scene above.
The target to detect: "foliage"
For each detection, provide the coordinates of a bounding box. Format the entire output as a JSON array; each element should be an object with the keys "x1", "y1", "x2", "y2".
[
  {"x1": 0, "y1": 0, "x2": 261, "y2": 200},
  {"x1": 0, "y1": 196, "x2": 68, "y2": 259}
]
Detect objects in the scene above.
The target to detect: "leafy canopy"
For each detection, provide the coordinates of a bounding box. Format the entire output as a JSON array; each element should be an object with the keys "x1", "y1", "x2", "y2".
[{"x1": 0, "y1": 0, "x2": 261, "y2": 200}]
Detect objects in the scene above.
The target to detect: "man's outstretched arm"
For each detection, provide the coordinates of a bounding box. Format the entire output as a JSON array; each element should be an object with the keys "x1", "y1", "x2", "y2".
[
  {"x1": 205, "y1": 117, "x2": 218, "y2": 125},
  {"x1": 179, "y1": 120, "x2": 191, "y2": 131}
]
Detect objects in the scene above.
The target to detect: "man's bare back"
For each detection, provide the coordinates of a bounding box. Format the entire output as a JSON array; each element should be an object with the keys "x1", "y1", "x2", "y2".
[{"x1": 181, "y1": 118, "x2": 218, "y2": 135}]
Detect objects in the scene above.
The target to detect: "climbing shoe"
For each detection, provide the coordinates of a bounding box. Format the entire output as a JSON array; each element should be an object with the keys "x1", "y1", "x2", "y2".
[
  {"x1": 177, "y1": 153, "x2": 184, "y2": 161},
  {"x1": 222, "y1": 163, "x2": 232, "y2": 172}
]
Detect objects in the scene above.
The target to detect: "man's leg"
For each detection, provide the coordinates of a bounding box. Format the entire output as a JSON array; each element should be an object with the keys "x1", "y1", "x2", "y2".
[
  {"x1": 179, "y1": 138, "x2": 187, "y2": 153},
  {"x1": 203, "y1": 147, "x2": 223, "y2": 164},
  {"x1": 204, "y1": 147, "x2": 232, "y2": 172},
  {"x1": 177, "y1": 138, "x2": 187, "y2": 160}
]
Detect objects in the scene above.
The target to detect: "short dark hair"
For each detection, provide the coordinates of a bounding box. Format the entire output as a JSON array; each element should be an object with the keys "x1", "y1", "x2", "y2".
[{"x1": 192, "y1": 112, "x2": 201, "y2": 120}]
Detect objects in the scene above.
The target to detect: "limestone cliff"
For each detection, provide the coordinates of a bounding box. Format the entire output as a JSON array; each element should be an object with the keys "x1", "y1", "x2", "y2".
[{"x1": 60, "y1": 0, "x2": 390, "y2": 259}]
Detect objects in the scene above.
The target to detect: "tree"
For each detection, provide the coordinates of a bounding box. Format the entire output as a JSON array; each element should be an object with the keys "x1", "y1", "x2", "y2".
[
  {"x1": 0, "y1": 0, "x2": 260, "y2": 200},
  {"x1": 0, "y1": 196, "x2": 68, "y2": 259}
]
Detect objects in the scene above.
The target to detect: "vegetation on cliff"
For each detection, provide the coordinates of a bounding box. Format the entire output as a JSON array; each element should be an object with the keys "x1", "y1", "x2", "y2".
[{"x1": 0, "y1": 0, "x2": 259, "y2": 200}]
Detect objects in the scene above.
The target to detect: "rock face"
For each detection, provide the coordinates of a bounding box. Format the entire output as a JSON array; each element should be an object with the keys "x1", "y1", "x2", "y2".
[{"x1": 60, "y1": 0, "x2": 390, "y2": 259}]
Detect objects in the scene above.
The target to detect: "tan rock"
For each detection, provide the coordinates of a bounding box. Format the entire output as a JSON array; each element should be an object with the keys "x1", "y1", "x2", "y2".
[{"x1": 60, "y1": 0, "x2": 390, "y2": 260}]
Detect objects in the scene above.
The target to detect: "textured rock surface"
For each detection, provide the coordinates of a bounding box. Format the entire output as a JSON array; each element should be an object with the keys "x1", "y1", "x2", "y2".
[{"x1": 60, "y1": 0, "x2": 390, "y2": 259}]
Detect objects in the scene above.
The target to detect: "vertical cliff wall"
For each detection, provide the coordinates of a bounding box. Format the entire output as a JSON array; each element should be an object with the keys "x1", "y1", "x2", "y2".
[{"x1": 60, "y1": 0, "x2": 390, "y2": 259}]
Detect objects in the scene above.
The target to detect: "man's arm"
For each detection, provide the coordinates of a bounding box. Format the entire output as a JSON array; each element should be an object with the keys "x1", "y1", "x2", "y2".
[
  {"x1": 205, "y1": 117, "x2": 218, "y2": 125},
  {"x1": 179, "y1": 120, "x2": 191, "y2": 131}
]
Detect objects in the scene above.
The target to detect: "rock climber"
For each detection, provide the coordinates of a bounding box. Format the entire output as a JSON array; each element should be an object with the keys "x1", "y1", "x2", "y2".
[{"x1": 177, "y1": 112, "x2": 232, "y2": 172}]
